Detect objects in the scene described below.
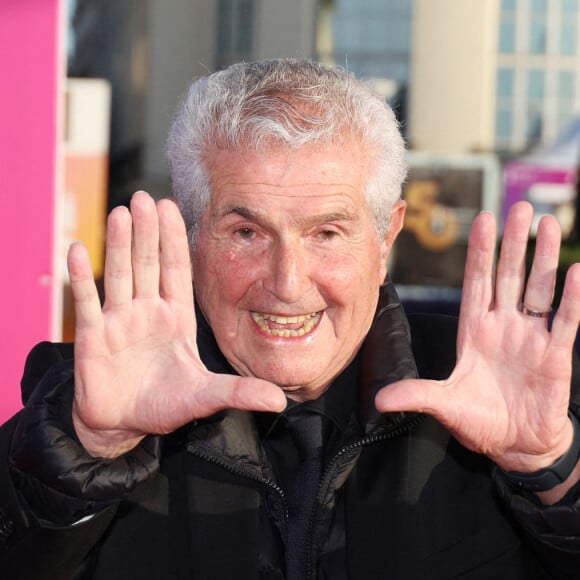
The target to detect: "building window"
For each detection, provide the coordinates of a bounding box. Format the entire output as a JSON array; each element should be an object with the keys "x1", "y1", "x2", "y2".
[
  {"x1": 496, "y1": 0, "x2": 580, "y2": 152},
  {"x1": 496, "y1": 109, "x2": 513, "y2": 142},
  {"x1": 216, "y1": 0, "x2": 254, "y2": 66},
  {"x1": 559, "y1": 70, "x2": 576, "y2": 99},
  {"x1": 499, "y1": 21, "x2": 516, "y2": 52},
  {"x1": 526, "y1": 109, "x2": 543, "y2": 140},
  {"x1": 526, "y1": 68, "x2": 545, "y2": 141},
  {"x1": 496, "y1": 68, "x2": 515, "y2": 147},
  {"x1": 529, "y1": 0, "x2": 548, "y2": 53},
  {"x1": 529, "y1": 21, "x2": 547, "y2": 53},
  {"x1": 558, "y1": 70, "x2": 576, "y2": 131},
  {"x1": 561, "y1": 26, "x2": 577, "y2": 55},
  {"x1": 328, "y1": 0, "x2": 411, "y2": 81},
  {"x1": 531, "y1": 0, "x2": 548, "y2": 11},
  {"x1": 561, "y1": 0, "x2": 578, "y2": 55},
  {"x1": 497, "y1": 67, "x2": 515, "y2": 98},
  {"x1": 527, "y1": 69, "x2": 545, "y2": 99},
  {"x1": 499, "y1": 0, "x2": 516, "y2": 53}
]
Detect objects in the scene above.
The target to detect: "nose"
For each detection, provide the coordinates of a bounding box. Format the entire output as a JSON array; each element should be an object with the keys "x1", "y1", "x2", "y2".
[{"x1": 263, "y1": 238, "x2": 313, "y2": 303}]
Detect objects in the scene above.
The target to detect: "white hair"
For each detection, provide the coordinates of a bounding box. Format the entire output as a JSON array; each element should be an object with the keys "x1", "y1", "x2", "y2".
[{"x1": 166, "y1": 58, "x2": 407, "y2": 244}]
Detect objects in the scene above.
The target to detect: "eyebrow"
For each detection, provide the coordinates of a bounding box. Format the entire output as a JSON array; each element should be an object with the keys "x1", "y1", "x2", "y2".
[
  {"x1": 220, "y1": 205, "x2": 260, "y2": 221},
  {"x1": 218, "y1": 205, "x2": 360, "y2": 228}
]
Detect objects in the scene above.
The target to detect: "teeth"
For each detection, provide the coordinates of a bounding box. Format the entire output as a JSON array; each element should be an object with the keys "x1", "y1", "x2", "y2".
[
  {"x1": 262, "y1": 314, "x2": 313, "y2": 324},
  {"x1": 251, "y1": 311, "x2": 321, "y2": 337}
]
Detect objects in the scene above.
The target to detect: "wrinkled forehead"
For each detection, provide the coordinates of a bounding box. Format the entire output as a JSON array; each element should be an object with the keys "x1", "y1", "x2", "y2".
[
  {"x1": 205, "y1": 140, "x2": 375, "y2": 193},
  {"x1": 204, "y1": 133, "x2": 377, "y2": 182}
]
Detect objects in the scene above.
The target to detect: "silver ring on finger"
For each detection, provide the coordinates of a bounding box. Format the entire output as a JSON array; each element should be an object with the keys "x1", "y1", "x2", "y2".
[{"x1": 520, "y1": 304, "x2": 551, "y2": 318}]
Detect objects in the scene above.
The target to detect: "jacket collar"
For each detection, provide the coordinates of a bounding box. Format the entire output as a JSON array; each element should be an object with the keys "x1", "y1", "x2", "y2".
[{"x1": 356, "y1": 280, "x2": 420, "y2": 434}]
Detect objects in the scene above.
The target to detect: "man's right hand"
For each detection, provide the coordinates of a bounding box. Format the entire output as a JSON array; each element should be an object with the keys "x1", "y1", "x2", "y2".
[{"x1": 67, "y1": 191, "x2": 286, "y2": 458}]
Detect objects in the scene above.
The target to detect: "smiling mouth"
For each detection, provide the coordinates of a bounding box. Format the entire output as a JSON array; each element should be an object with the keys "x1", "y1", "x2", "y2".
[{"x1": 251, "y1": 311, "x2": 322, "y2": 337}]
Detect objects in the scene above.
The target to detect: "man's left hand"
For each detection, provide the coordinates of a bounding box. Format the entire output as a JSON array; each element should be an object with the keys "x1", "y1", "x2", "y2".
[{"x1": 376, "y1": 201, "x2": 580, "y2": 502}]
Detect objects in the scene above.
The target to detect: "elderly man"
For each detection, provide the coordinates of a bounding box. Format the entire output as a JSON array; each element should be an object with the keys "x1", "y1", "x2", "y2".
[{"x1": 2, "y1": 59, "x2": 580, "y2": 579}]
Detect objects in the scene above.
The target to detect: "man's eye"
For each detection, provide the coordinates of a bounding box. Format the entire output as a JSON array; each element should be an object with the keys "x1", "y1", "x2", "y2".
[
  {"x1": 318, "y1": 230, "x2": 338, "y2": 240},
  {"x1": 236, "y1": 227, "x2": 256, "y2": 239}
]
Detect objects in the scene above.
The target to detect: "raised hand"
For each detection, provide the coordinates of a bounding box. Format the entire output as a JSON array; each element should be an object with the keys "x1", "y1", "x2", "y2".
[
  {"x1": 376, "y1": 202, "x2": 580, "y2": 498},
  {"x1": 67, "y1": 191, "x2": 286, "y2": 458}
]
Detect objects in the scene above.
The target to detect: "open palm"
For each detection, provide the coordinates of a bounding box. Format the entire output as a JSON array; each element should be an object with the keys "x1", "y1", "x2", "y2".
[
  {"x1": 68, "y1": 192, "x2": 286, "y2": 458},
  {"x1": 376, "y1": 202, "x2": 580, "y2": 476}
]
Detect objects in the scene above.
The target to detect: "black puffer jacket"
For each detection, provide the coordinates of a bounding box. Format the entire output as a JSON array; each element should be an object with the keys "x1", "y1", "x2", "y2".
[{"x1": 2, "y1": 283, "x2": 580, "y2": 579}]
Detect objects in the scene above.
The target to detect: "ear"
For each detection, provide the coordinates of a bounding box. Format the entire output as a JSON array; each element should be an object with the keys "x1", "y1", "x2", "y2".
[
  {"x1": 378, "y1": 200, "x2": 407, "y2": 281},
  {"x1": 385, "y1": 200, "x2": 407, "y2": 245}
]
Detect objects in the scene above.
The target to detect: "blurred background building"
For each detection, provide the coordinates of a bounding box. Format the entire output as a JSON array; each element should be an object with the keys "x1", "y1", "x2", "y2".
[
  {"x1": 410, "y1": 0, "x2": 580, "y2": 155},
  {"x1": 2, "y1": 0, "x2": 580, "y2": 420},
  {"x1": 66, "y1": 0, "x2": 580, "y2": 206},
  {"x1": 63, "y1": 0, "x2": 580, "y2": 292}
]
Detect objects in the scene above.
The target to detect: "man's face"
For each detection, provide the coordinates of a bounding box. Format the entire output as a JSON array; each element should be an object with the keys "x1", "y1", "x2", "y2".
[{"x1": 192, "y1": 141, "x2": 405, "y2": 401}]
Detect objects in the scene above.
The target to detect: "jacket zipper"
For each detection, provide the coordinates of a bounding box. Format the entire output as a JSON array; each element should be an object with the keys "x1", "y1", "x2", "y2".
[
  {"x1": 187, "y1": 413, "x2": 423, "y2": 580},
  {"x1": 304, "y1": 413, "x2": 425, "y2": 580},
  {"x1": 186, "y1": 439, "x2": 289, "y2": 524}
]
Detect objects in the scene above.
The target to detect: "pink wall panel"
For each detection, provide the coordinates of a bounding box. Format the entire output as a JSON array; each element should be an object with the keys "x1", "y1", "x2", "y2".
[{"x1": 0, "y1": 1, "x2": 62, "y2": 423}]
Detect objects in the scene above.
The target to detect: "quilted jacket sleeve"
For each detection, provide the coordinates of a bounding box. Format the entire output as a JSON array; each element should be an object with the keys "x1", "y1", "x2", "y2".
[
  {"x1": 493, "y1": 402, "x2": 580, "y2": 578},
  {"x1": 0, "y1": 342, "x2": 161, "y2": 579}
]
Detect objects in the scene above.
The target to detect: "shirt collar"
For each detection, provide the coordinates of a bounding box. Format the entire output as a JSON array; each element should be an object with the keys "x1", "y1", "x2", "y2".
[{"x1": 255, "y1": 354, "x2": 359, "y2": 439}]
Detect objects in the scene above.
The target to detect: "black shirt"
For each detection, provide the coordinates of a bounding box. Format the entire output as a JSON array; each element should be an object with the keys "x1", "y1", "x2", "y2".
[{"x1": 255, "y1": 356, "x2": 360, "y2": 580}]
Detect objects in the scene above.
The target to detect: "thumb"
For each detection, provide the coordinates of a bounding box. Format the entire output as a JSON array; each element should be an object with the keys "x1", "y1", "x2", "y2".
[
  {"x1": 375, "y1": 378, "x2": 443, "y2": 415},
  {"x1": 192, "y1": 373, "x2": 288, "y2": 417}
]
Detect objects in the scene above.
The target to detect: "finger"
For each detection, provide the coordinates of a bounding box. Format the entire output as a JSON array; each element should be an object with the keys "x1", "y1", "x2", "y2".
[
  {"x1": 130, "y1": 191, "x2": 160, "y2": 299},
  {"x1": 456, "y1": 211, "x2": 496, "y2": 353},
  {"x1": 375, "y1": 378, "x2": 484, "y2": 453},
  {"x1": 103, "y1": 205, "x2": 133, "y2": 308},
  {"x1": 494, "y1": 202, "x2": 534, "y2": 310},
  {"x1": 522, "y1": 214, "x2": 560, "y2": 315},
  {"x1": 375, "y1": 378, "x2": 442, "y2": 416},
  {"x1": 68, "y1": 241, "x2": 102, "y2": 330},
  {"x1": 460, "y1": 210, "x2": 496, "y2": 315},
  {"x1": 158, "y1": 198, "x2": 194, "y2": 305},
  {"x1": 191, "y1": 374, "x2": 287, "y2": 417},
  {"x1": 551, "y1": 263, "x2": 580, "y2": 349}
]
